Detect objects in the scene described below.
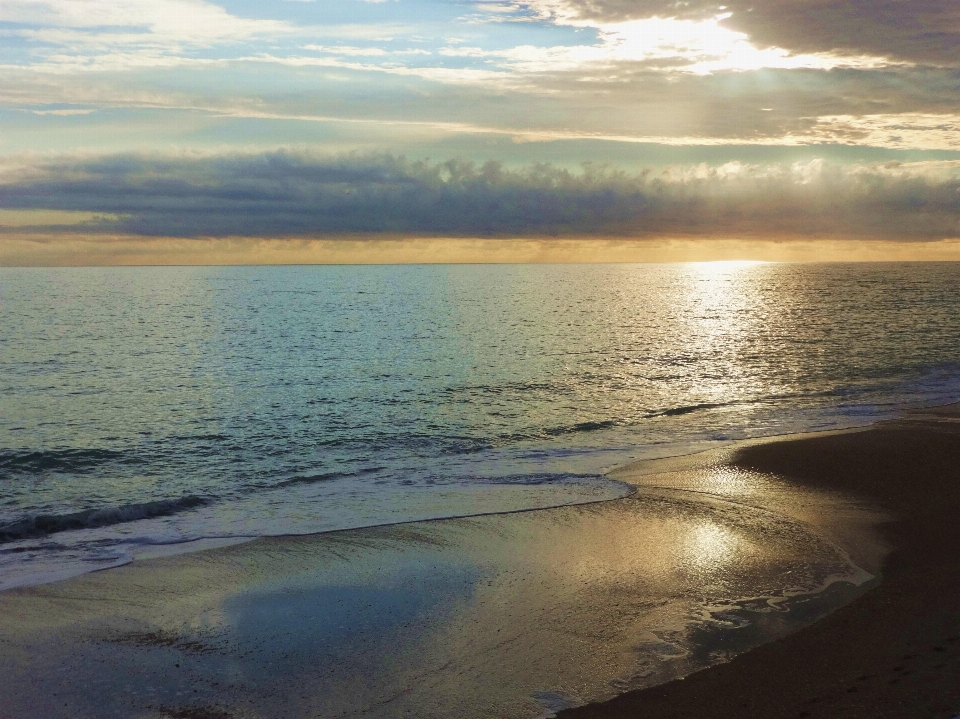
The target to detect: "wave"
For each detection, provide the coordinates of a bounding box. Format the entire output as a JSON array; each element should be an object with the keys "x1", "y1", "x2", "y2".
[
  {"x1": 275, "y1": 466, "x2": 386, "y2": 488},
  {"x1": 0, "y1": 447, "x2": 133, "y2": 476},
  {"x1": 479, "y1": 472, "x2": 607, "y2": 486},
  {"x1": 0, "y1": 496, "x2": 207, "y2": 543},
  {"x1": 542, "y1": 420, "x2": 618, "y2": 436},
  {"x1": 649, "y1": 402, "x2": 728, "y2": 418}
]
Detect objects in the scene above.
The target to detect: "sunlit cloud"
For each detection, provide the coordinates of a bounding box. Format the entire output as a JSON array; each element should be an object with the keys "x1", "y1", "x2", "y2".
[
  {"x1": 241, "y1": 54, "x2": 509, "y2": 86},
  {"x1": 30, "y1": 108, "x2": 96, "y2": 116},
  {"x1": 502, "y1": 3, "x2": 898, "y2": 73},
  {"x1": 0, "y1": 208, "x2": 121, "y2": 226},
  {"x1": 302, "y1": 45, "x2": 433, "y2": 57},
  {"x1": 0, "y1": 0, "x2": 292, "y2": 44},
  {"x1": 489, "y1": 15, "x2": 893, "y2": 74},
  {"x1": 516, "y1": 0, "x2": 960, "y2": 66},
  {"x1": 806, "y1": 113, "x2": 960, "y2": 151}
]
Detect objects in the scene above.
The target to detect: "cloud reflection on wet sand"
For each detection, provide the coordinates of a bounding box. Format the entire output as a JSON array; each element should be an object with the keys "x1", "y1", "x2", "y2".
[{"x1": 0, "y1": 449, "x2": 885, "y2": 719}]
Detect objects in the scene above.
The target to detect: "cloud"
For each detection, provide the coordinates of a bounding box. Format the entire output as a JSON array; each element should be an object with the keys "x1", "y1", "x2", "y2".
[
  {"x1": 806, "y1": 114, "x2": 960, "y2": 151},
  {"x1": 0, "y1": 0, "x2": 291, "y2": 45},
  {"x1": 0, "y1": 0, "x2": 299, "y2": 73},
  {"x1": 30, "y1": 108, "x2": 96, "y2": 115},
  {"x1": 519, "y1": 0, "x2": 960, "y2": 66},
  {"x1": 2, "y1": 53, "x2": 959, "y2": 153},
  {"x1": 0, "y1": 208, "x2": 120, "y2": 226},
  {"x1": 1, "y1": 151, "x2": 959, "y2": 241},
  {"x1": 0, "y1": 0, "x2": 903, "y2": 80},
  {"x1": 242, "y1": 53, "x2": 508, "y2": 86},
  {"x1": 302, "y1": 45, "x2": 433, "y2": 57}
]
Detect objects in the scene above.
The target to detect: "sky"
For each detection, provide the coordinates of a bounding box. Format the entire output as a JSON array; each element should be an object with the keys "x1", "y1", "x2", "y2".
[{"x1": 2, "y1": 0, "x2": 960, "y2": 263}]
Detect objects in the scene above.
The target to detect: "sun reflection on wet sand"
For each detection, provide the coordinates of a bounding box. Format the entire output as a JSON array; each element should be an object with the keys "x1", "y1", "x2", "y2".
[
  {"x1": 682, "y1": 521, "x2": 746, "y2": 576},
  {"x1": 0, "y1": 446, "x2": 886, "y2": 719}
]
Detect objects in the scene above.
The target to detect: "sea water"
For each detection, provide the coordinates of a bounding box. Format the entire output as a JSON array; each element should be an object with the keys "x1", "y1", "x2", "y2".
[{"x1": 2, "y1": 262, "x2": 959, "y2": 590}]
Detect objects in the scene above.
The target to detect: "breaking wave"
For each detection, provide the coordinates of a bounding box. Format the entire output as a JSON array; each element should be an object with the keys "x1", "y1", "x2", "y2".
[
  {"x1": 0, "y1": 448, "x2": 133, "y2": 476},
  {"x1": 0, "y1": 496, "x2": 208, "y2": 543}
]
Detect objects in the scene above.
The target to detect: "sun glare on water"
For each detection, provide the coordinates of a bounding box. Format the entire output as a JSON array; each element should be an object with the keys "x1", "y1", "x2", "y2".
[{"x1": 694, "y1": 259, "x2": 771, "y2": 270}]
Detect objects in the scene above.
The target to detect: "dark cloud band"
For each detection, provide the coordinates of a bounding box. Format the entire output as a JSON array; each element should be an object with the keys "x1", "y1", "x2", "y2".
[{"x1": 1, "y1": 152, "x2": 959, "y2": 240}]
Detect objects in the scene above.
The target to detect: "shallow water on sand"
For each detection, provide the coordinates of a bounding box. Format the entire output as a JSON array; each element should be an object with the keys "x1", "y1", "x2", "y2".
[
  {"x1": 0, "y1": 455, "x2": 885, "y2": 719},
  {"x1": 1, "y1": 262, "x2": 958, "y2": 588}
]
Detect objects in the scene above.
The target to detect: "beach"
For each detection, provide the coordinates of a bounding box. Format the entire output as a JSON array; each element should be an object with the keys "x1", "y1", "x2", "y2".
[
  {"x1": 5, "y1": 264, "x2": 960, "y2": 719},
  {"x1": 4, "y1": 0, "x2": 960, "y2": 711},
  {"x1": 562, "y1": 404, "x2": 960, "y2": 719},
  {"x1": 0, "y1": 411, "x2": 921, "y2": 719}
]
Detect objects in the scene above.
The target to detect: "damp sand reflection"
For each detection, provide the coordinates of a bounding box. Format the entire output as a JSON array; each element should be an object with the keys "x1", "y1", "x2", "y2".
[{"x1": 0, "y1": 445, "x2": 887, "y2": 719}]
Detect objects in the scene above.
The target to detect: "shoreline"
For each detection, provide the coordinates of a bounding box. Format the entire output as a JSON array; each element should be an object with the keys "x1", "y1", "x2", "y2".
[
  {"x1": 0, "y1": 419, "x2": 884, "y2": 595},
  {"x1": 0, "y1": 424, "x2": 890, "y2": 719},
  {"x1": 7, "y1": 405, "x2": 960, "y2": 717},
  {"x1": 559, "y1": 403, "x2": 960, "y2": 719}
]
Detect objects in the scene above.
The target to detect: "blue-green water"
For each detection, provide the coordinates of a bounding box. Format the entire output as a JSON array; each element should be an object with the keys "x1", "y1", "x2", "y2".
[{"x1": 2, "y1": 262, "x2": 959, "y2": 589}]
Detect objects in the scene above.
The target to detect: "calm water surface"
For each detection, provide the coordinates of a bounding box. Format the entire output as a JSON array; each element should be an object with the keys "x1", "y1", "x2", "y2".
[{"x1": 2, "y1": 262, "x2": 959, "y2": 588}]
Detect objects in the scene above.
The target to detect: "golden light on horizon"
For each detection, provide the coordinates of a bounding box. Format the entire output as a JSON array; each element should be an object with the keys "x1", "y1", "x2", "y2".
[
  {"x1": 5, "y1": 235, "x2": 960, "y2": 267},
  {"x1": 693, "y1": 259, "x2": 773, "y2": 271}
]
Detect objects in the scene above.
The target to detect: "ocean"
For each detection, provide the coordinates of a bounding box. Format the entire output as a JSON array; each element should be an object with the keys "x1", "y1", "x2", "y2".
[{"x1": 2, "y1": 261, "x2": 960, "y2": 591}]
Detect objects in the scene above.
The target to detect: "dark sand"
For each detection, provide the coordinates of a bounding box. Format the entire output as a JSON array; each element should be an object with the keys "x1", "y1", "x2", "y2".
[{"x1": 560, "y1": 405, "x2": 960, "y2": 719}]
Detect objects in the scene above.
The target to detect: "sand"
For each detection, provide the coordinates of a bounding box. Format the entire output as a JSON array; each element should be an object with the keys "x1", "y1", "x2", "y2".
[{"x1": 560, "y1": 404, "x2": 960, "y2": 719}]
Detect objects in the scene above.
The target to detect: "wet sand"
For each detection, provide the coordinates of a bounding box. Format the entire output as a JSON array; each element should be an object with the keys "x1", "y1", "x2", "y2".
[
  {"x1": 561, "y1": 404, "x2": 960, "y2": 719},
  {"x1": 0, "y1": 432, "x2": 888, "y2": 719}
]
